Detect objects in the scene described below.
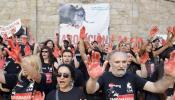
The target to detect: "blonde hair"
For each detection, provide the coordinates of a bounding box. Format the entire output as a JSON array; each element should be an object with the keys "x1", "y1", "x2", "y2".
[{"x1": 18, "y1": 55, "x2": 42, "y2": 81}]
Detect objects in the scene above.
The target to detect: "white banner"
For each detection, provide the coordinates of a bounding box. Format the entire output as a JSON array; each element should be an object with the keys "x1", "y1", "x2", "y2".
[
  {"x1": 59, "y1": 3, "x2": 110, "y2": 45},
  {"x1": 0, "y1": 19, "x2": 22, "y2": 38}
]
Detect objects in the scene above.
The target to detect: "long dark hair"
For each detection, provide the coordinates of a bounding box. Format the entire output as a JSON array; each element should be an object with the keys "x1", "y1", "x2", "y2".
[
  {"x1": 44, "y1": 39, "x2": 55, "y2": 51},
  {"x1": 40, "y1": 46, "x2": 56, "y2": 66}
]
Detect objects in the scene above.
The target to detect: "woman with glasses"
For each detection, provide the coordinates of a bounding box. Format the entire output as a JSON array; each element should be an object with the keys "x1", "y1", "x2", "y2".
[
  {"x1": 39, "y1": 46, "x2": 58, "y2": 95},
  {"x1": 46, "y1": 64, "x2": 86, "y2": 100}
]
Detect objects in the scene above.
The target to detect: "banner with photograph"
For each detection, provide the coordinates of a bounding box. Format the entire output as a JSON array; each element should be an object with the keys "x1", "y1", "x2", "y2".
[{"x1": 59, "y1": 3, "x2": 110, "y2": 45}]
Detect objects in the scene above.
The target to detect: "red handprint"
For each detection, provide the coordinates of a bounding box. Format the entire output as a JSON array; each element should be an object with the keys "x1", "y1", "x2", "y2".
[
  {"x1": 123, "y1": 36, "x2": 128, "y2": 42},
  {"x1": 164, "y1": 50, "x2": 175, "y2": 77},
  {"x1": 80, "y1": 26, "x2": 87, "y2": 39},
  {"x1": 110, "y1": 33, "x2": 115, "y2": 42},
  {"x1": 7, "y1": 38, "x2": 15, "y2": 49},
  {"x1": 53, "y1": 46, "x2": 60, "y2": 58},
  {"x1": 139, "y1": 52, "x2": 149, "y2": 64},
  {"x1": 132, "y1": 43, "x2": 140, "y2": 53},
  {"x1": 170, "y1": 50, "x2": 175, "y2": 61},
  {"x1": 137, "y1": 37, "x2": 143, "y2": 43},
  {"x1": 117, "y1": 35, "x2": 123, "y2": 43},
  {"x1": 4, "y1": 39, "x2": 21, "y2": 63},
  {"x1": 97, "y1": 33, "x2": 102, "y2": 44},
  {"x1": 108, "y1": 43, "x2": 113, "y2": 53},
  {"x1": 172, "y1": 26, "x2": 175, "y2": 36},
  {"x1": 149, "y1": 26, "x2": 159, "y2": 37},
  {"x1": 0, "y1": 57, "x2": 5, "y2": 69},
  {"x1": 86, "y1": 51, "x2": 107, "y2": 79},
  {"x1": 24, "y1": 44, "x2": 31, "y2": 56},
  {"x1": 28, "y1": 31, "x2": 35, "y2": 45},
  {"x1": 161, "y1": 39, "x2": 167, "y2": 46},
  {"x1": 130, "y1": 38, "x2": 135, "y2": 43},
  {"x1": 167, "y1": 26, "x2": 173, "y2": 34}
]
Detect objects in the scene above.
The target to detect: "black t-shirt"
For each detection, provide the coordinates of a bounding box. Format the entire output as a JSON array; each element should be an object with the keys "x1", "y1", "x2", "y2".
[
  {"x1": 144, "y1": 59, "x2": 164, "y2": 100},
  {"x1": 98, "y1": 72, "x2": 147, "y2": 100},
  {"x1": 4, "y1": 74, "x2": 46, "y2": 100},
  {"x1": 74, "y1": 68, "x2": 85, "y2": 87},
  {"x1": 1, "y1": 58, "x2": 21, "y2": 94},
  {"x1": 100, "y1": 52, "x2": 107, "y2": 64},
  {"x1": 127, "y1": 62, "x2": 141, "y2": 74},
  {"x1": 46, "y1": 87, "x2": 86, "y2": 100},
  {"x1": 4, "y1": 57, "x2": 21, "y2": 74},
  {"x1": 41, "y1": 63, "x2": 57, "y2": 95},
  {"x1": 78, "y1": 61, "x2": 89, "y2": 81},
  {"x1": 70, "y1": 61, "x2": 85, "y2": 87},
  {"x1": 4, "y1": 74, "x2": 18, "y2": 90}
]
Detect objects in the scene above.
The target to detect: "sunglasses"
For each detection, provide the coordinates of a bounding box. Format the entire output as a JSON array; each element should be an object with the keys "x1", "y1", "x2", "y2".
[
  {"x1": 41, "y1": 50, "x2": 48, "y2": 53},
  {"x1": 57, "y1": 73, "x2": 70, "y2": 78},
  {"x1": 120, "y1": 44, "x2": 127, "y2": 47}
]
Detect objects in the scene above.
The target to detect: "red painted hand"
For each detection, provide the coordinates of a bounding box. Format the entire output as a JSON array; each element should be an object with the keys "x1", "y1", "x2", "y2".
[
  {"x1": 108, "y1": 43, "x2": 113, "y2": 53},
  {"x1": 172, "y1": 26, "x2": 175, "y2": 36},
  {"x1": 140, "y1": 52, "x2": 149, "y2": 64},
  {"x1": 110, "y1": 33, "x2": 115, "y2": 42},
  {"x1": 24, "y1": 44, "x2": 31, "y2": 56},
  {"x1": 97, "y1": 34, "x2": 102, "y2": 44},
  {"x1": 167, "y1": 26, "x2": 173, "y2": 34},
  {"x1": 53, "y1": 46, "x2": 60, "y2": 58},
  {"x1": 80, "y1": 26, "x2": 87, "y2": 39},
  {"x1": 164, "y1": 50, "x2": 175, "y2": 77},
  {"x1": 28, "y1": 31, "x2": 35, "y2": 45},
  {"x1": 149, "y1": 26, "x2": 159, "y2": 37},
  {"x1": 132, "y1": 43, "x2": 140, "y2": 53},
  {"x1": 86, "y1": 51, "x2": 107, "y2": 79},
  {"x1": 0, "y1": 57, "x2": 5, "y2": 69},
  {"x1": 5, "y1": 39, "x2": 21, "y2": 63}
]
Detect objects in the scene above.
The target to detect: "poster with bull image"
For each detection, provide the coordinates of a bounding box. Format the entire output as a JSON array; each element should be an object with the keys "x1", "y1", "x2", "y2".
[{"x1": 59, "y1": 3, "x2": 110, "y2": 45}]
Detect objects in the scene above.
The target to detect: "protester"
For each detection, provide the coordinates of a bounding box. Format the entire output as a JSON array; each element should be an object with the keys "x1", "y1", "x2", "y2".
[
  {"x1": 86, "y1": 51, "x2": 174, "y2": 100},
  {"x1": 39, "y1": 46, "x2": 58, "y2": 95},
  {"x1": 46, "y1": 64, "x2": 86, "y2": 100},
  {"x1": 0, "y1": 55, "x2": 45, "y2": 100},
  {"x1": 61, "y1": 50, "x2": 85, "y2": 87}
]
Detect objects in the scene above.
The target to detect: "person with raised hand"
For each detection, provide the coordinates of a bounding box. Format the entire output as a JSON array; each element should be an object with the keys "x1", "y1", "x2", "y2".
[
  {"x1": 4, "y1": 38, "x2": 21, "y2": 64},
  {"x1": 0, "y1": 55, "x2": 45, "y2": 100},
  {"x1": 86, "y1": 51, "x2": 175, "y2": 100}
]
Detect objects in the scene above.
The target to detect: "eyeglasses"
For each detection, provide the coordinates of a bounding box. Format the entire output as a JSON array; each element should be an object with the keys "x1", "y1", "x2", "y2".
[
  {"x1": 41, "y1": 50, "x2": 48, "y2": 53},
  {"x1": 56, "y1": 73, "x2": 70, "y2": 78}
]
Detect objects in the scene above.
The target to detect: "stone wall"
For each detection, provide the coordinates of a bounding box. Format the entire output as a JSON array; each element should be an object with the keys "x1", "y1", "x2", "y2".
[{"x1": 0, "y1": 0, "x2": 175, "y2": 42}]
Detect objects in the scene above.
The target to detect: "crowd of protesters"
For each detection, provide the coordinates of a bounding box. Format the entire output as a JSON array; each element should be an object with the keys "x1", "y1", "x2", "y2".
[{"x1": 0, "y1": 25, "x2": 175, "y2": 100}]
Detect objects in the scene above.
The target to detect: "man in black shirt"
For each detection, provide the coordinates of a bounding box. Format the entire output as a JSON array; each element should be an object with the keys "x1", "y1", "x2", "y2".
[{"x1": 86, "y1": 51, "x2": 174, "y2": 100}]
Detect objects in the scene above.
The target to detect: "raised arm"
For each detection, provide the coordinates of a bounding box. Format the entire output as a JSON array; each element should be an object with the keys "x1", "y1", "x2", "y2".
[
  {"x1": 86, "y1": 51, "x2": 108, "y2": 94},
  {"x1": 0, "y1": 69, "x2": 5, "y2": 84},
  {"x1": 143, "y1": 75, "x2": 174, "y2": 93},
  {"x1": 79, "y1": 26, "x2": 88, "y2": 61},
  {"x1": 144, "y1": 51, "x2": 175, "y2": 93}
]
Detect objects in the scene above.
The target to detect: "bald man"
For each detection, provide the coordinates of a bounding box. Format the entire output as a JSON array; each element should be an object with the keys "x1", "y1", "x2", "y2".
[{"x1": 86, "y1": 51, "x2": 174, "y2": 100}]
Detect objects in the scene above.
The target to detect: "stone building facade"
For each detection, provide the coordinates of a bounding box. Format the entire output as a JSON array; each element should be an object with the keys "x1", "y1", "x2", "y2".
[{"x1": 0, "y1": 0, "x2": 175, "y2": 42}]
